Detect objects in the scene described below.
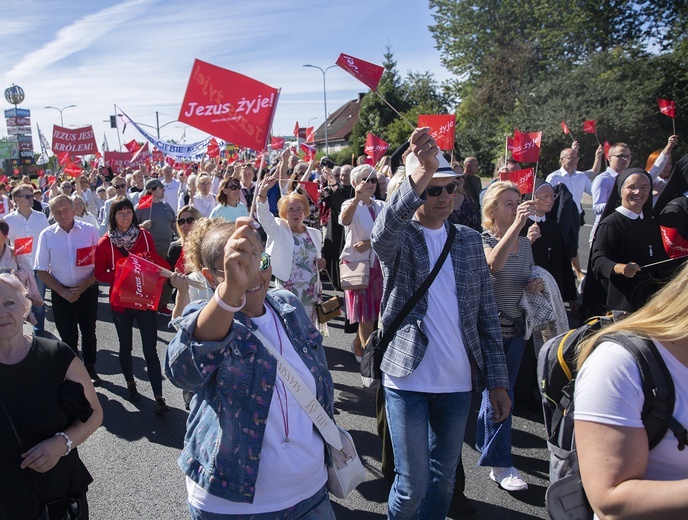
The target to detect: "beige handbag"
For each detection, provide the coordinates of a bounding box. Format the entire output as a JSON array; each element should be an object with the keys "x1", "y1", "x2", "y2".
[{"x1": 338, "y1": 260, "x2": 370, "y2": 291}]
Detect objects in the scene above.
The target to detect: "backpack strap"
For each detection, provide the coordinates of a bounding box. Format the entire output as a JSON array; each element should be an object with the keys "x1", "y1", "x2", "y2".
[{"x1": 602, "y1": 332, "x2": 687, "y2": 451}]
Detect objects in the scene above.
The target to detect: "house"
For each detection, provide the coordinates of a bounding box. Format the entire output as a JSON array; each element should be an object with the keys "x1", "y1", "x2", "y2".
[{"x1": 313, "y1": 93, "x2": 364, "y2": 153}]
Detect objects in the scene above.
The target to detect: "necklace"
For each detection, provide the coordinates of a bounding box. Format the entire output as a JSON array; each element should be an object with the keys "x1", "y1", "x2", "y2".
[{"x1": 269, "y1": 307, "x2": 290, "y2": 447}]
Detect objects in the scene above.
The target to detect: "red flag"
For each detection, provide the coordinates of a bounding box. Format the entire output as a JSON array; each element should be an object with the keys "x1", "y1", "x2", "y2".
[
  {"x1": 583, "y1": 120, "x2": 597, "y2": 134},
  {"x1": 57, "y1": 151, "x2": 71, "y2": 166},
  {"x1": 300, "y1": 142, "x2": 316, "y2": 161},
  {"x1": 110, "y1": 254, "x2": 166, "y2": 311},
  {"x1": 37, "y1": 170, "x2": 45, "y2": 178},
  {"x1": 293, "y1": 121, "x2": 299, "y2": 137},
  {"x1": 511, "y1": 130, "x2": 542, "y2": 163},
  {"x1": 165, "y1": 156, "x2": 175, "y2": 167},
  {"x1": 336, "y1": 53, "x2": 385, "y2": 91},
  {"x1": 130, "y1": 142, "x2": 150, "y2": 163},
  {"x1": 299, "y1": 181, "x2": 321, "y2": 204},
  {"x1": 48, "y1": 175, "x2": 56, "y2": 184},
  {"x1": 604, "y1": 140, "x2": 611, "y2": 160},
  {"x1": 207, "y1": 138, "x2": 220, "y2": 158},
  {"x1": 658, "y1": 98, "x2": 676, "y2": 118},
  {"x1": 660, "y1": 226, "x2": 688, "y2": 258},
  {"x1": 560, "y1": 121, "x2": 570, "y2": 135},
  {"x1": 305, "y1": 126, "x2": 315, "y2": 144},
  {"x1": 270, "y1": 136, "x2": 285, "y2": 149},
  {"x1": 13, "y1": 237, "x2": 33, "y2": 256},
  {"x1": 364, "y1": 133, "x2": 389, "y2": 163},
  {"x1": 499, "y1": 167, "x2": 534, "y2": 195},
  {"x1": 137, "y1": 194, "x2": 153, "y2": 210},
  {"x1": 124, "y1": 139, "x2": 141, "y2": 154},
  {"x1": 0, "y1": 175, "x2": 7, "y2": 184},
  {"x1": 418, "y1": 115, "x2": 456, "y2": 151},
  {"x1": 152, "y1": 148, "x2": 164, "y2": 162},
  {"x1": 75, "y1": 246, "x2": 95, "y2": 267},
  {"x1": 178, "y1": 59, "x2": 279, "y2": 150},
  {"x1": 63, "y1": 161, "x2": 83, "y2": 178}
]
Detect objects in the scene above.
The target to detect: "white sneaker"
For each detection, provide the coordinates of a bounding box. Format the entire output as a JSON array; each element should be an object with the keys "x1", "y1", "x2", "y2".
[{"x1": 490, "y1": 467, "x2": 528, "y2": 491}]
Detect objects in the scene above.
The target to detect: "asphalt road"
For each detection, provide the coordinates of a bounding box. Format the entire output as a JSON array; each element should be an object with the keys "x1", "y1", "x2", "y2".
[{"x1": 32, "y1": 199, "x2": 594, "y2": 520}]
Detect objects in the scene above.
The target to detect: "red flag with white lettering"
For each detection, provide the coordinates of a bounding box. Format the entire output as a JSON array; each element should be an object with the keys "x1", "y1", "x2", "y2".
[
  {"x1": 131, "y1": 142, "x2": 150, "y2": 163},
  {"x1": 511, "y1": 130, "x2": 542, "y2": 163},
  {"x1": 124, "y1": 139, "x2": 141, "y2": 154},
  {"x1": 660, "y1": 226, "x2": 688, "y2": 258},
  {"x1": 52, "y1": 125, "x2": 98, "y2": 155},
  {"x1": 110, "y1": 254, "x2": 166, "y2": 311},
  {"x1": 336, "y1": 53, "x2": 385, "y2": 91},
  {"x1": 300, "y1": 143, "x2": 316, "y2": 161},
  {"x1": 57, "y1": 152, "x2": 71, "y2": 166},
  {"x1": 137, "y1": 194, "x2": 153, "y2": 210},
  {"x1": 305, "y1": 127, "x2": 315, "y2": 144},
  {"x1": 152, "y1": 148, "x2": 164, "y2": 162},
  {"x1": 583, "y1": 120, "x2": 597, "y2": 134},
  {"x1": 178, "y1": 59, "x2": 279, "y2": 151},
  {"x1": 13, "y1": 237, "x2": 33, "y2": 256},
  {"x1": 418, "y1": 115, "x2": 456, "y2": 151},
  {"x1": 499, "y1": 167, "x2": 534, "y2": 195},
  {"x1": 63, "y1": 161, "x2": 83, "y2": 178},
  {"x1": 207, "y1": 138, "x2": 220, "y2": 158},
  {"x1": 658, "y1": 98, "x2": 676, "y2": 118},
  {"x1": 364, "y1": 133, "x2": 389, "y2": 163},
  {"x1": 270, "y1": 136, "x2": 285, "y2": 149},
  {"x1": 299, "y1": 181, "x2": 321, "y2": 204}
]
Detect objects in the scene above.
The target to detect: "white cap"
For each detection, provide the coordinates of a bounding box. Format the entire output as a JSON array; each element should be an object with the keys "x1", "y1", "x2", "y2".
[{"x1": 405, "y1": 151, "x2": 458, "y2": 178}]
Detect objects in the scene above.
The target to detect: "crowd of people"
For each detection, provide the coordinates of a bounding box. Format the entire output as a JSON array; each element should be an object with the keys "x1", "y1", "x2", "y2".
[{"x1": 1, "y1": 124, "x2": 687, "y2": 519}]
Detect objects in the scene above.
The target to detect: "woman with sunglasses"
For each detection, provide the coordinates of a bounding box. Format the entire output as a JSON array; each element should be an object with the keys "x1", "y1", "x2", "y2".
[
  {"x1": 209, "y1": 177, "x2": 248, "y2": 222},
  {"x1": 255, "y1": 176, "x2": 324, "y2": 325},
  {"x1": 165, "y1": 217, "x2": 336, "y2": 519},
  {"x1": 340, "y1": 164, "x2": 385, "y2": 362},
  {"x1": 167, "y1": 205, "x2": 203, "y2": 277},
  {"x1": 94, "y1": 197, "x2": 171, "y2": 414}
]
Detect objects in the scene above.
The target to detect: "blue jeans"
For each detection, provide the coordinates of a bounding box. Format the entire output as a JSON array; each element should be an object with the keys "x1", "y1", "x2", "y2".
[
  {"x1": 385, "y1": 388, "x2": 472, "y2": 520},
  {"x1": 32, "y1": 271, "x2": 46, "y2": 336},
  {"x1": 476, "y1": 335, "x2": 526, "y2": 467},
  {"x1": 187, "y1": 484, "x2": 335, "y2": 519},
  {"x1": 111, "y1": 308, "x2": 163, "y2": 396}
]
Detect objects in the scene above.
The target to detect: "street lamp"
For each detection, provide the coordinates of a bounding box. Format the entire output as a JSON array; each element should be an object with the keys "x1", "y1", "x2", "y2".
[
  {"x1": 303, "y1": 64, "x2": 337, "y2": 155},
  {"x1": 307, "y1": 116, "x2": 318, "y2": 127},
  {"x1": 44, "y1": 104, "x2": 77, "y2": 126}
]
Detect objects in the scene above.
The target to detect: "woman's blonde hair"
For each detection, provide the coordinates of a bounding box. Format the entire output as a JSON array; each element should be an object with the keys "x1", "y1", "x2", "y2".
[
  {"x1": 481, "y1": 181, "x2": 521, "y2": 231},
  {"x1": 277, "y1": 192, "x2": 310, "y2": 220},
  {"x1": 175, "y1": 205, "x2": 202, "y2": 239},
  {"x1": 577, "y1": 261, "x2": 688, "y2": 368},
  {"x1": 183, "y1": 218, "x2": 236, "y2": 273}
]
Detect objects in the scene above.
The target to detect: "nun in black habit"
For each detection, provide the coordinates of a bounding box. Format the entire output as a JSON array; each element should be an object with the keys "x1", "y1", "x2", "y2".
[{"x1": 586, "y1": 168, "x2": 668, "y2": 314}]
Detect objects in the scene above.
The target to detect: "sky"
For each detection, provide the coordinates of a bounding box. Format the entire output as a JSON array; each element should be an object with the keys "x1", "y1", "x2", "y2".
[{"x1": 0, "y1": 0, "x2": 452, "y2": 156}]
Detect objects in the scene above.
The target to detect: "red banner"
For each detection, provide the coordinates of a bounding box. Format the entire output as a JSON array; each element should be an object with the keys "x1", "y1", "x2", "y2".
[
  {"x1": 418, "y1": 114, "x2": 456, "y2": 151},
  {"x1": 104, "y1": 151, "x2": 147, "y2": 174},
  {"x1": 52, "y1": 125, "x2": 98, "y2": 155},
  {"x1": 110, "y1": 254, "x2": 166, "y2": 311},
  {"x1": 270, "y1": 136, "x2": 285, "y2": 149},
  {"x1": 131, "y1": 142, "x2": 150, "y2": 163},
  {"x1": 14, "y1": 237, "x2": 33, "y2": 256},
  {"x1": 364, "y1": 133, "x2": 389, "y2": 163},
  {"x1": 660, "y1": 226, "x2": 688, "y2": 258},
  {"x1": 658, "y1": 98, "x2": 676, "y2": 118},
  {"x1": 305, "y1": 126, "x2": 315, "y2": 144},
  {"x1": 300, "y1": 142, "x2": 316, "y2": 161},
  {"x1": 152, "y1": 148, "x2": 164, "y2": 162},
  {"x1": 124, "y1": 139, "x2": 141, "y2": 154},
  {"x1": 510, "y1": 130, "x2": 542, "y2": 163},
  {"x1": 207, "y1": 138, "x2": 220, "y2": 158},
  {"x1": 299, "y1": 181, "x2": 320, "y2": 204},
  {"x1": 178, "y1": 59, "x2": 279, "y2": 151},
  {"x1": 63, "y1": 161, "x2": 84, "y2": 178},
  {"x1": 583, "y1": 120, "x2": 597, "y2": 134},
  {"x1": 500, "y1": 167, "x2": 534, "y2": 195},
  {"x1": 76, "y1": 246, "x2": 95, "y2": 267},
  {"x1": 560, "y1": 121, "x2": 570, "y2": 135},
  {"x1": 336, "y1": 53, "x2": 384, "y2": 92}
]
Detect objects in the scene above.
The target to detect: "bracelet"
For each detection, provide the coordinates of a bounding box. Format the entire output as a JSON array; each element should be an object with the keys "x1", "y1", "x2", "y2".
[
  {"x1": 54, "y1": 432, "x2": 72, "y2": 456},
  {"x1": 214, "y1": 285, "x2": 246, "y2": 313}
]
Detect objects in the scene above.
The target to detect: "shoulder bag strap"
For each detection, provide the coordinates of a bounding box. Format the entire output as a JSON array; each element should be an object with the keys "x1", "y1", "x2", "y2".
[{"x1": 379, "y1": 223, "x2": 456, "y2": 348}]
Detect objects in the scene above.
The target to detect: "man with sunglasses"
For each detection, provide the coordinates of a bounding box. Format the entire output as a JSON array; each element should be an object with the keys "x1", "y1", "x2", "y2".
[{"x1": 371, "y1": 128, "x2": 510, "y2": 519}]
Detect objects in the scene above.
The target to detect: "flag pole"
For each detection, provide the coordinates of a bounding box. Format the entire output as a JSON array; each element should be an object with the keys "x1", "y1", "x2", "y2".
[
  {"x1": 533, "y1": 161, "x2": 539, "y2": 198},
  {"x1": 593, "y1": 130, "x2": 601, "y2": 147},
  {"x1": 642, "y1": 255, "x2": 688, "y2": 269},
  {"x1": 114, "y1": 104, "x2": 124, "y2": 164},
  {"x1": 505, "y1": 135, "x2": 509, "y2": 164},
  {"x1": 249, "y1": 88, "x2": 281, "y2": 219},
  {"x1": 372, "y1": 90, "x2": 415, "y2": 129},
  {"x1": 673, "y1": 117, "x2": 676, "y2": 136}
]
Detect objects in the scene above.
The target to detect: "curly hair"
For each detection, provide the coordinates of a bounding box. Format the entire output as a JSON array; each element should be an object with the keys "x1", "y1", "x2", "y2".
[{"x1": 183, "y1": 218, "x2": 236, "y2": 273}]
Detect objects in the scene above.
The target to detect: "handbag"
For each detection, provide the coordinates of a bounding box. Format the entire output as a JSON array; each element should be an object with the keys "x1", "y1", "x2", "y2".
[
  {"x1": 360, "y1": 224, "x2": 456, "y2": 389},
  {"x1": 338, "y1": 259, "x2": 370, "y2": 291},
  {"x1": 251, "y1": 328, "x2": 366, "y2": 498},
  {"x1": 316, "y1": 269, "x2": 342, "y2": 324}
]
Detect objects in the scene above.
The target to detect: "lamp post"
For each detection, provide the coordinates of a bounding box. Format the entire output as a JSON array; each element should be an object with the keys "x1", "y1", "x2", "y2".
[
  {"x1": 303, "y1": 64, "x2": 336, "y2": 155},
  {"x1": 44, "y1": 104, "x2": 77, "y2": 126}
]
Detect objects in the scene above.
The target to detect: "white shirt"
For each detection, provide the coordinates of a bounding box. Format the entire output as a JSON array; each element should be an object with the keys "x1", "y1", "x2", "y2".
[
  {"x1": 546, "y1": 167, "x2": 593, "y2": 213},
  {"x1": 3, "y1": 209, "x2": 49, "y2": 268},
  {"x1": 162, "y1": 178, "x2": 181, "y2": 213},
  {"x1": 190, "y1": 193, "x2": 217, "y2": 218},
  {"x1": 186, "y1": 304, "x2": 326, "y2": 514},
  {"x1": 591, "y1": 167, "x2": 619, "y2": 219},
  {"x1": 384, "y1": 225, "x2": 473, "y2": 393},
  {"x1": 0, "y1": 195, "x2": 12, "y2": 217},
  {"x1": 615, "y1": 206, "x2": 643, "y2": 220},
  {"x1": 34, "y1": 220, "x2": 100, "y2": 286}
]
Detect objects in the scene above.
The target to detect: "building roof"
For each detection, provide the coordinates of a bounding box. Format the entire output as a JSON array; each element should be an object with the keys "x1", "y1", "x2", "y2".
[{"x1": 313, "y1": 93, "x2": 365, "y2": 144}]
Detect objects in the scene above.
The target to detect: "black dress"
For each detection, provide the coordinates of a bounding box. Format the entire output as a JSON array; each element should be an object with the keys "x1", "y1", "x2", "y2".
[
  {"x1": 591, "y1": 211, "x2": 668, "y2": 313},
  {"x1": 322, "y1": 185, "x2": 354, "y2": 290},
  {"x1": 0, "y1": 337, "x2": 93, "y2": 519}
]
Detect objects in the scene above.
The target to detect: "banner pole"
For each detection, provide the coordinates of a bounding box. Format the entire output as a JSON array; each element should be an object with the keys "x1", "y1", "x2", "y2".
[
  {"x1": 114, "y1": 104, "x2": 124, "y2": 164},
  {"x1": 372, "y1": 90, "x2": 415, "y2": 129}
]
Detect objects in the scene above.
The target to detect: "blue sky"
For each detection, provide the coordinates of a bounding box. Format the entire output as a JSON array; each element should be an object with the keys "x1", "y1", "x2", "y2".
[{"x1": 0, "y1": 0, "x2": 452, "y2": 154}]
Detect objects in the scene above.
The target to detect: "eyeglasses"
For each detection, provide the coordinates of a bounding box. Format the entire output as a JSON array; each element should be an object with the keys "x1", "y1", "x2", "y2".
[
  {"x1": 287, "y1": 207, "x2": 304, "y2": 214},
  {"x1": 224, "y1": 184, "x2": 240, "y2": 191},
  {"x1": 177, "y1": 217, "x2": 196, "y2": 225},
  {"x1": 365, "y1": 176, "x2": 378, "y2": 184},
  {"x1": 426, "y1": 183, "x2": 459, "y2": 197},
  {"x1": 114, "y1": 184, "x2": 127, "y2": 189},
  {"x1": 611, "y1": 154, "x2": 632, "y2": 160},
  {"x1": 215, "y1": 252, "x2": 271, "y2": 278},
  {"x1": 61, "y1": 185, "x2": 72, "y2": 190}
]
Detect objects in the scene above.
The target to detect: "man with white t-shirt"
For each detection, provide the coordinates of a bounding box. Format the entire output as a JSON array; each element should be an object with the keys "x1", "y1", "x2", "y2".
[
  {"x1": 161, "y1": 165, "x2": 181, "y2": 213},
  {"x1": 371, "y1": 128, "x2": 510, "y2": 519}
]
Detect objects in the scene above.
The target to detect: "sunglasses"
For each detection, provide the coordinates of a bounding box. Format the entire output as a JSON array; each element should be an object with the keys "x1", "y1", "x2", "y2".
[
  {"x1": 61, "y1": 185, "x2": 72, "y2": 190},
  {"x1": 215, "y1": 252, "x2": 271, "y2": 278},
  {"x1": 611, "y1": 154, "x2": 632, "y2": 160},
  {"x1": 177, "y1": 217, "x2": 196, "y2": 225},
  {"x1": 224, "y1": 184, "x2": 240, "y2": 191},
  {"x1": 114, "y1": 184, "x2": 127, "y2": 189},
  {"x1": 365, "y1": 176, "x2": 378, "y2": 184},
  {"x1": 426, "y1": 183, "x2": 459, "y2": 197}
]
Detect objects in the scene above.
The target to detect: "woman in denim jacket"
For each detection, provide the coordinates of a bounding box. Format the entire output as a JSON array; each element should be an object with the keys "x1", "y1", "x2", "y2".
[{"x1": 165, "y1": 217, "x2": 336, "y2": 519}]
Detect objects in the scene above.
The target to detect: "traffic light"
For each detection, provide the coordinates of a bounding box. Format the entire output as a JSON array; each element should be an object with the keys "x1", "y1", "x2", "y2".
[{"x1": 110, "y1": 115, "x2": 117, "y2": 128}]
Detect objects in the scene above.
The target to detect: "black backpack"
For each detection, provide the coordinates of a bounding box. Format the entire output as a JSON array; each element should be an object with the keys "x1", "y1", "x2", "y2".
[{"x1": 537, "y1": 319, "x2": 688, "y2": 520}]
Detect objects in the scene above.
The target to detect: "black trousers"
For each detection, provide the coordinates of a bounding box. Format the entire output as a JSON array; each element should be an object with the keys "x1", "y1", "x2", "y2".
[{"x1": 51, "y1": 284, "x2": 99, "y2": 365}]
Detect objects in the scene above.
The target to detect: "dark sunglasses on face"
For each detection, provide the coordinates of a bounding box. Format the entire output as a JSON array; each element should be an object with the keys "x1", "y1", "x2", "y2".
[
  {"x1": 365, "y1": 176, "x2": 378, "y2": 184},
  {"x1": 426, "y1": 183, "x2": 459, "y2": 197},
  {"x1": 177, "y1": 217, "x2": 196, "y2": 226},
  {"x1": 224, "y1": 184, "x2": 240, "y2": 191},
  {"x1": 114, "y1": 184, "x2": 127, "y2": 189}
]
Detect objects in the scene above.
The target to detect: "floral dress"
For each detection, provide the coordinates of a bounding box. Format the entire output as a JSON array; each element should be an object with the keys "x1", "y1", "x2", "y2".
[{"x1": 275, "y1": 231, "x2": 320, "y2": 324}]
